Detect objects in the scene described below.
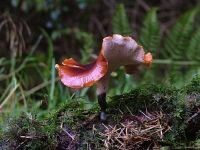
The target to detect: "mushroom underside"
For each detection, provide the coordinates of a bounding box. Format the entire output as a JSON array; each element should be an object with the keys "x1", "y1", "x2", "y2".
[{"x1": 55, "y1": 52, "x2": 108, "y2": 89}]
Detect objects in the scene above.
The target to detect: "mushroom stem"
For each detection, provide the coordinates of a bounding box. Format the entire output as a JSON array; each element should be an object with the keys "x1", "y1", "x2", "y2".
[
  {"x1": 97, "y1": 93, "x2": 107, "y2": 122},
  {"x1": 96, "y1": 73, "x2": 110, "y2": 121}
]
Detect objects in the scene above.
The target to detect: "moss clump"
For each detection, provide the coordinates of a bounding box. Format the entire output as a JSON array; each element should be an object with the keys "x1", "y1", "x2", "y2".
[
  {"x1": 109, "y1": 84, "x2": 180, "y2": 113},
  {"x1": 2, "y1": 113, "x2": 57, "y2": 150},
  {"x1": 185, "y1": 75, "x2": 200, "y2": 94},
  {"x1": 108, "y1": 77, "x2": 200, "y2": 145},
  {"x1": 0, "y1": 100, "x2": 98, "y2": 150}
]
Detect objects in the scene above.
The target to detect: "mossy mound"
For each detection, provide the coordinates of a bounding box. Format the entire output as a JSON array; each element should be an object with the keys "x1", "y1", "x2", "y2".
[{"x1": 1, "y1": 77, "x2": 200, "y2": 149}]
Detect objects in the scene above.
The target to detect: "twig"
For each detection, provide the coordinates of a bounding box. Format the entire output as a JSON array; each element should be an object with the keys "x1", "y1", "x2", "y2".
[
  {"x1": 99, "y1": 111, "x2": 170, "y2": 149},
  {"x1": 125, "y1": 105, "x2": 133, "y2": 116},
  {"x1": 20, "y1": 135, "x2": 43, "y2": 139},
  {"x1": 15, "y1": 140, "x2": 27, "y2": 150},
  {"x1": 137, "y1": 0, "x2": 150, "y2": 11},
  {"x1": 61, "y1": 128, "x2": 75, "y2": 140},
  {"x1": 140, "y1": 125, "x2": 160, "y2": 134},
  {"x1": 186, "y1": 108, "x2": 200, "y2": 123},
  {"x1": 139, "y1": 110, "x2": 152, "y2": 120}
]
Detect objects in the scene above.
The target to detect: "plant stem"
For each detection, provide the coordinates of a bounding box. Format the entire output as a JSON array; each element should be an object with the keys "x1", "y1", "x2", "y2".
[
  {"x1": 0, "y1": 84, "x2": 19, "y2": 110},
  {"x1": 153, "y1": 59, "x2": 199, "y2": 65}
]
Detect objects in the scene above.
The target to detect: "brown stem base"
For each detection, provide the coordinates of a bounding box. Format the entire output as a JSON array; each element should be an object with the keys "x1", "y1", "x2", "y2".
[{"x1": 98, "y1": 93, "x2": 107, "y2": 122}]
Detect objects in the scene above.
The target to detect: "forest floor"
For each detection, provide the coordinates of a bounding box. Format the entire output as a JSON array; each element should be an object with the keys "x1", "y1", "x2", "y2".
[{"x1": 1, "y1": 76, "x2": 200, "y2": 150}]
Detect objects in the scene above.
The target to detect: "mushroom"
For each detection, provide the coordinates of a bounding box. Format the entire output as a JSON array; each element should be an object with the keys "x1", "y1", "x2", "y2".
[{"x1": 55, "y1": 34, "x2": 153, "y2": 121}]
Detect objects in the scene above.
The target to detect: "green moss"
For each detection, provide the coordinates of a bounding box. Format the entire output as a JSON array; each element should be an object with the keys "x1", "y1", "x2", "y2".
[
  {"x1": 0, "y1": 99, "x2": 98, "y2": 149},
  {"x1": 185, "y1": 75, "x2": 200, "y2": 93},
  {"x1": 46, "y1": 99, "x2": 97, "y2": 128},
  {"x1": 2, "y1": 113, "x2": 57, "y2": 150},
  {"x1": 109, "y1": 84, "x2": 180, "y2": 114},
  {"x1": 108, "y1": 81, "x2": 200, "y2": 143},
  {"x1": 1, "y1": 77, "x2": 200, "y2": 149}
]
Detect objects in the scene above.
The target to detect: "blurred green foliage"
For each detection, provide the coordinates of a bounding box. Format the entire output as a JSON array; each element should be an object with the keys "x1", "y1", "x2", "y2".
[
  {"x1": 112, "y1": 3, "x2": 132, "y2": 35},
  {"x1": 163, "y1": 9, "x2": 198, "y2": 60},
  {"x1": 139, "y1": 8, "x2": 160, "y2": 55}
]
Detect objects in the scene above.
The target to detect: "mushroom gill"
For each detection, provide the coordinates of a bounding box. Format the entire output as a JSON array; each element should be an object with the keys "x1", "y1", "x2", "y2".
[{"x1": 55, "y1": 50, "x2": 108, "y2": 89}]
